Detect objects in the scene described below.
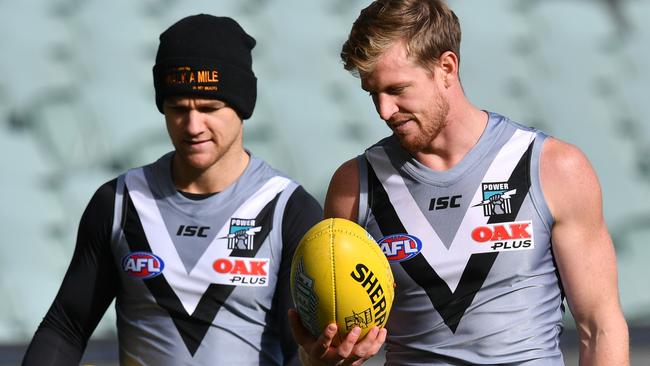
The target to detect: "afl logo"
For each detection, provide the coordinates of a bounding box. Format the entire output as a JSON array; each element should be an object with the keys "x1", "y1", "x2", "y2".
[
  {"x1": 378, "y1": 234, "x2": 422, "y2": 262},
  {"x1": 122, "y1": 252, "x2": 165, "y2": 279}
]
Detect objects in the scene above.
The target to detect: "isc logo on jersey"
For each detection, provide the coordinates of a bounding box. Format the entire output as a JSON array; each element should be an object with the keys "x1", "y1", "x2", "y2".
[
  {"x1": 212, "y1": 257, "x2": 269, "y2": 286},
  {"x1": 378, "y1": 234, "x2": 422, "y2": 262},
  {"x1": 122, "y1": 252, "x2": 165, "y2": 279},
  {"x1": 471, "y1": 220, "x2": 535, "y2": 252}
]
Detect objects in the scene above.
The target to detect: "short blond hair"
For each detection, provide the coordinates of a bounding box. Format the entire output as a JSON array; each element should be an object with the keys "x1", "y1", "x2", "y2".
[{"x1": 341, "y1": 0, "x2": 461, "y2": 75}]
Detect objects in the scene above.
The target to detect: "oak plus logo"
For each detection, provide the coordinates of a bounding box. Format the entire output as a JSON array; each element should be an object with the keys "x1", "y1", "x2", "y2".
[
  {"x1": 212, "y1": 257, "x2": 269, "y2": 286},
  {"x1": 473, "y1": 182, "x2": 516, "y2": 216},
  {"x1": 471, "y1": 220, "x2": 535, "y2": 252}
]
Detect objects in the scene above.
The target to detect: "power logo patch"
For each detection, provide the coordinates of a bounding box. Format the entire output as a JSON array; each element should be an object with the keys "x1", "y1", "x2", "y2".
[
  {"x1": 473, "y1": 182, "x2": 517, "y2": 217},
  {"x1": 378, "y1": 234, "x2": 422, "y2": 262},
  {"x1": 122, "y1": 252, "x2": 165, "y2": 279},
  {"x1": 224, "y1": 218, "x2": 262, "y2": 250},
  {"x1": 471, "y1": 220, "x2": 535, "y2": 252},
  {"x1": 212, "y1": 257, "x2": 269, "y2": 286}
]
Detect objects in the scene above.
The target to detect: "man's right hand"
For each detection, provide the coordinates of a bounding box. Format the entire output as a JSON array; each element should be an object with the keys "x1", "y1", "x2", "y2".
[{"x1": 288, "y1": 309, "x2": 386, "y2": 366}]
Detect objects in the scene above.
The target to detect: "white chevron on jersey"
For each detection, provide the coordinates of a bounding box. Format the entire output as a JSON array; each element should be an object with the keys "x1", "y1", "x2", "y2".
[
  {"x1": 367, "y1": 129, "x2": 535, "y2": 292},
  {"x1": 125, "y1": 170, "x2": 291, "y2": 315}
]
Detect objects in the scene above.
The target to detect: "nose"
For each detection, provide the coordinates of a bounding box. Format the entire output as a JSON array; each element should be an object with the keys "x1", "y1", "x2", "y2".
[
  {"x1": 185, "y1": 109, "x2": 205, "y2": 136},
  {"x1": 375, "y1": 94, "x2": 398, "y2": 121}
]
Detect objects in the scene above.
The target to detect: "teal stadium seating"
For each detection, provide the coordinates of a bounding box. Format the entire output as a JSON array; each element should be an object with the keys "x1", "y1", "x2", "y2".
[{"x1": 0, "y1": 0, "x2": 648, "y2": 364}]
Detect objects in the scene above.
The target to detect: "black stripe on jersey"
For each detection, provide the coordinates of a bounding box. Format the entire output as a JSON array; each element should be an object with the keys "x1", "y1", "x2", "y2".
[
  {"x1": 367, "y1": 141, "x2": 534, "y2": 333},
  {"x1": 121, "y1": 186, "x2": 281, "y2": 356},
  {"x1": 486, "y1": 143, "x2": 532, "y2": 226}
]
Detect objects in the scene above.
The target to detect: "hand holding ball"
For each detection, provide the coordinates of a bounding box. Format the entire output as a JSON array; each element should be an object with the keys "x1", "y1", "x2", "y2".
[{"x1": 290, "y1": 218, "x2": 395, "y2": 343}]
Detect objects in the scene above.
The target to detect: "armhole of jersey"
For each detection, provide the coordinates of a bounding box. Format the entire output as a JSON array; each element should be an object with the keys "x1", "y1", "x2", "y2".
[
  {"x1": 529, "y1": 133, "x2": 554, "y2": 233},
  {"x1": 357, "y1": 154, "x2": 369, "y2": 226},
  {"x1": 111, "y1": 173, "x2": 127, "y2": 250}
]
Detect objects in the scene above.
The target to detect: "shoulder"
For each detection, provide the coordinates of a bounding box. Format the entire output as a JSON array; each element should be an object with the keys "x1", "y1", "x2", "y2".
[
  {"x1": 540, "y1": 138, "x2": 599, "y2": 191},
  {"x1": 75, "y1": 178, "x2": 120, "y2": 249},
  {"x1": 285, "y1": 185, "x2": 322, "y2": 216},
  {"x1": 247, "y1": 155, "x2": 298, "y2": 185},
  {"x1": 87, "y1": 178, "x2": 119, "y2": 212},
  {"x1": 331, "y1": 158, "x2": 360, "y2": 184},
  {"x1": 281, "y1": 186, "x2": 323, "y2": 250},
  {"x1": 324, "y1": 158, "x2": 360, "y2": 221},
  {"x1": 540, "y1": 137, "x2": 602, "y2": 221},
  {"x1": 541, "y1": 137, "x2": 592, "y2": 170}
]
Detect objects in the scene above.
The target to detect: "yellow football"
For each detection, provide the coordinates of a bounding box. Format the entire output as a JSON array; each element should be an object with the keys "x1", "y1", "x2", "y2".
[{"x1": 290, "y1": 218, "x2": 394, "y2": 343}]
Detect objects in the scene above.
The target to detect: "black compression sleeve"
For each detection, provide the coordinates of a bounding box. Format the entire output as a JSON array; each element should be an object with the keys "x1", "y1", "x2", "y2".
[
  {"x1": 22, "y1": 179, "x2": 119, "y2": 366},
  {"x1": 277, "y1": 186, "x2": 323, "y2": 365}
]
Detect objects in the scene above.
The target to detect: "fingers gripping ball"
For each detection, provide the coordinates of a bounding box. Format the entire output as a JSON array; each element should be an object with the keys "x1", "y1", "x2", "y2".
[{"x1": 290, "y1": 218, "x2": 395, "y2": 343}]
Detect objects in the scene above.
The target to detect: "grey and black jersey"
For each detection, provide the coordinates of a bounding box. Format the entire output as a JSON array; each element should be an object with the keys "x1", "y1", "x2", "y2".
[
  {"x1": 358, "y1": 112, "x2": 565, "y2": 365},
  {"x1": 23, "y1": 152, "x2": 323, "y2": 366}
]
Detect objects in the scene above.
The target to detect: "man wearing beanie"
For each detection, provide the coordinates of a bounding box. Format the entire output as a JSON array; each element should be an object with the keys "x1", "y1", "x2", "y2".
[{"x1": 23, "y1": 14, "x2": 321, "y2": 365}]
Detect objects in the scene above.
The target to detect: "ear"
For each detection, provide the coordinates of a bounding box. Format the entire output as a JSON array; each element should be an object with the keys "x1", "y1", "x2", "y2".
[{"x1": 438, "y1": 51, "x2": 459, "y2": 88}]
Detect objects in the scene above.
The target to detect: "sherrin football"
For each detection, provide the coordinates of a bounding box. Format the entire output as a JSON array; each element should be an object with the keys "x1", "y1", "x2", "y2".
[{"x1": 290, "y1": 218, "x2": 394, "y2": 343}]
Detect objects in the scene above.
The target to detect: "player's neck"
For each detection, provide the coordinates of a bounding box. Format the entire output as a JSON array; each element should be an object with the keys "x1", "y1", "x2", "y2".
[
  {"x1": 172, "y1": 148, "x2": 250, "y2": 194},
  {"x1": 412, "y1": 103, "x2": 488, "y2": 171}
]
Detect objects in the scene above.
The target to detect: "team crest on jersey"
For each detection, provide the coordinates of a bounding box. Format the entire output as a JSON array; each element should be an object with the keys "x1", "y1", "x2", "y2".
[
  {"x1": 471, "y1": 220, "x2": 535, "y2": 252},
  {"x1": 122, "y1": 252, "x2": 165, "y2": 279},
  {"x1": 378, "y1": 234, "x2": 422, "y2": 262},
  {"x1": 222, "y1": 218, "x2": 262, "y2": 250},
  {"x1": 473, "y1": 181, "x2": 517, "y2": 216}
]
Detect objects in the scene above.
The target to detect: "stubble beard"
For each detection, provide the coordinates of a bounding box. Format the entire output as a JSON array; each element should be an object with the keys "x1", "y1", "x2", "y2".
[
  {"x1": 397, "y1": 95, "x2": 450, "y2": 153},
  {"x1": 175, "y1": 135, "x2": 239, "y2": 174}
]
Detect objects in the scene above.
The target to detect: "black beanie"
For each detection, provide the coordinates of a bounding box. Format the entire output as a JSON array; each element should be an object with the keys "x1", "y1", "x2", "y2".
[{"x1": 153, "y1": 14, "x2": 257, "y2": 119}]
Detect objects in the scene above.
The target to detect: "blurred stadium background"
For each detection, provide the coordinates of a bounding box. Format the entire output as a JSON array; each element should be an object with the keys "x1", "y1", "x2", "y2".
[{"x1": 0, "y1": 0, "x2": 648, "y2": 364}]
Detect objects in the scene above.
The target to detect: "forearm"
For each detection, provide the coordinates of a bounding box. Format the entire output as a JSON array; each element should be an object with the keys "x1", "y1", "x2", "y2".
[
  {"x1": 22, "y1": 327, "x2": 83, "y2": 366},
  {"x1": 577, "y1": 317, "x2": 629, "y2": 366}
]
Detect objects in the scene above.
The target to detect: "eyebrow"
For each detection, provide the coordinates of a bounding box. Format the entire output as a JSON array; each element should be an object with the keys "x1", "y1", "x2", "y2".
[{"x1": 361, "y1": 81, "x2": 410, "y2": 94}]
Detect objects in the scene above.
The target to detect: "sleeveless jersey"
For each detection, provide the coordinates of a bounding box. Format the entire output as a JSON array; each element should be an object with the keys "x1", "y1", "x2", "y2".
[
  {"x1": 111, "y1": 152, "x2": 301, "y2": 365},
  {"x1": 358, "y1": 112, "x2": 565, "y2": 365}
]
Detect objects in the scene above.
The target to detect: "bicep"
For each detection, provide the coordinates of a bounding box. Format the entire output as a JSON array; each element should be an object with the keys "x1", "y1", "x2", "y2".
[{"x1": 324, "y1": 158, "x2": 360, "y2": 221}]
